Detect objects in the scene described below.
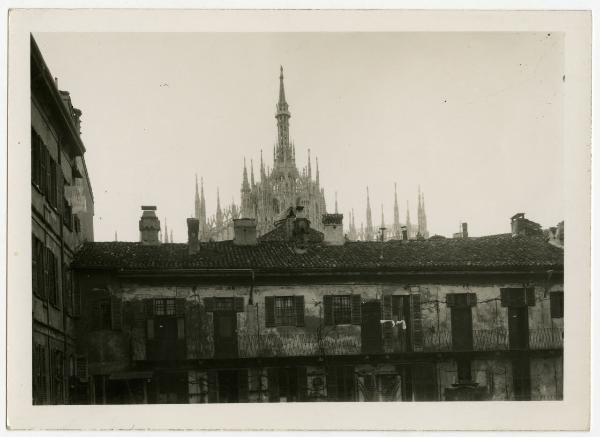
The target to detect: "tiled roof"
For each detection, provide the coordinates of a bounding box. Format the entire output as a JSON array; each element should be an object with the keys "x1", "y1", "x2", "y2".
[{"x1": 73, "y1": 234, "x2": 563, "y2": 273}]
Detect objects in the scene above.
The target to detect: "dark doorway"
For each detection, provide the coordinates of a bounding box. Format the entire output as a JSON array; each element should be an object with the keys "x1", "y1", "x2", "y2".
[
  {"x1": 154, "y1": 317, "x2": 178, "y2": 360},
  {"x1": 451, "y1": 307, "x2": 474, "y2": 351},
  {"x1": 214, "y1": 311, "x2": 238, "y2": 358},
  {"x1": 512, "y1": 357, "x2": 531, "y2": 400},
  {"x1": 411, "y1": 363, "x2": 438, "y2": 401},
  {"x1": 217, "y1": 369, "x2": 240, "y2": 403},
  {"x1": 508, "y1": 306, "x2": 529, "y2": 350},
  {"x1": 361, "y1": 300, "x2": 383, "y2": 354},
  {"x1": 151, "y1": 372, "x2": 188, "y2": 404}
]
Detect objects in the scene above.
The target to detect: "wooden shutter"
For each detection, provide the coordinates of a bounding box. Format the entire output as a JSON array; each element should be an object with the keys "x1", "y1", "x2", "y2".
[
  {"x1": 234, "y1": 297, "x2": 245, "y2": 313},
  {"x1": 31, "y1": 237, "x2": 38, "y2": 296},
  {"x1": 175, "y1": 298, "x2": 185, "y2": 316},
  {"x1": 297, "y1": 367, "x2": 308, "y2": 401},
  {"x1": 409, "y1": 294, "x2": 424, "y2": 352},
  {"x1": 110, "y1": 295, "x2": 122, "y2": 330},
  {"x1": 203, "y1": 297, "x2": 215, "y2": 312},
  {"x1": 326, "y1": 366, "x2": 338, "y2": 401},
  {"x1": 550, "y1": 292, "x2": 564, "y2": 318},
  {"x1": 267, "y1": 368, "x2": 280, "y2": 402},
  {"x1": 264, "y1": 296, "x2": 275, "y2": 328},
  {"x1": 526, "y1": 288, "x2": 535, "y2": 306},
  {"x1": 75, "y1": 355, "x2": 88, "y2": 380},
  {"x1": 238, "y1": 369, "x2": 249, "y2": 403},
  {"x1": 323, "y1": 295, "x2": 334, "y2": 326},
  {"x1": 40, "y1": 146, "x2": 46, "y2": 194},
  {"x1": 501, "y1": 288, "x2": 528, "y2": 307},
  {"x1": 446, "y1": 293, "x2": 456, "y2": 308},
  {"x1": 382, "y1": 295, "x2": 393, "y2": 349},
  {"x1": 294, "y1": 295, "x2": 305, "y2": 327},
  {"x1": 146, "y1": 319, "x2": 155, "y2": 340},
  {"x1": 144, "y1": 299, "x2": 154, "y2": 317},
  {"x1": 351, "y1": 294, "x2": 362, "y2": 325},
  {"x1": 412, "y1": 363, "x2": 437, "y2": 401},
  {"x1": 45, "y1": 150, "x2": 52, "y2": 200},
  {"x1": 207, "y1": 370, "x2": 218, "y2": 403}
]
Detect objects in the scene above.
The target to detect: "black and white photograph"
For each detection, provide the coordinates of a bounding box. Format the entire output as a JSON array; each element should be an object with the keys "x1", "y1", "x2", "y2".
[{"x1": 5, "y1": 7, "x2": 593, "y2": 432}]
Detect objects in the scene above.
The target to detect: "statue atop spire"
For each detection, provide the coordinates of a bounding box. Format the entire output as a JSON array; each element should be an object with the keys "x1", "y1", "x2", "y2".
[{"x1": 275, "y1": 65, "x2": 291, "y2": 150}]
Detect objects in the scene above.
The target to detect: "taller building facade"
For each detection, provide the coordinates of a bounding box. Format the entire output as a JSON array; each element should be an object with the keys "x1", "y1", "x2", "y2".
[{"x1": 31, "y1": 35, "x2": 94, "y2": 405}]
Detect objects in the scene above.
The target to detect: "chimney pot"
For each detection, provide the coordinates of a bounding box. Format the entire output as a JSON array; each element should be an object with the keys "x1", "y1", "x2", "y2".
[
  {"x1": 187, "y1": 218, "x2": 200, "y2": 254},
  {"x1": 401, "y1": 226, "x2": 408, "y2": 241},
  {"x1": 322, "y1": 213, "x2": 344, "y2": 245},
  {"x1": 139, "y1": 205, "x2": 161, "y2": 245},
  {"x1": 233, "y1": 218, "x2": 257, "y2": 246}
]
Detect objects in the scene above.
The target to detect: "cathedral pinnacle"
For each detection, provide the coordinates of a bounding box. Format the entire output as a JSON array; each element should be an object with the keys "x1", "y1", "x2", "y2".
[
  {"x1": 365, "y1": 186, "x2": 373, "y2": 241},
  {"x1": 393, "y1": 182, "x2": 400, "y2": 239},
  {"x1": 242, "y1": 158, "x2": 250, "y2": 192}
]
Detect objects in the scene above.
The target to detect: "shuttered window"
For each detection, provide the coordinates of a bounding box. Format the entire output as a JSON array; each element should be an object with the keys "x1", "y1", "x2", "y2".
[
  {"x1": 33, "y1": 344, "x2": 47, "y2": 405},
  {"x1": 500, "y1": 288, "x2": 536, "y2": 308},
  {"x1": 324, "y1": 295, "x2": 361, "y2": 325},
  {"x1": 96, "y1": 299, "x2": 112, "y2": 330},
  {"x1": 32, "y1": 235, "x2": 46, "y2": 298},
  {"x1": 265, "y1": 296, "x2": 304, "y2": 327},
  {"x1": 550, "y1": 291, "x2": 564, "y2": 318},
  {"x1": 46, "y1": 248, "x2": 58, "y2": 306}
]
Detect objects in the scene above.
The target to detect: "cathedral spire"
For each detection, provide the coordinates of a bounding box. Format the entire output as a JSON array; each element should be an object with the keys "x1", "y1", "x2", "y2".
[
  {"x1": 406, "y1": 200, "x2": 412, "y2": 239},
  {"x1": 275, "y1": 66, "x2": 291, "y2": 154},
  {"x1": 242, "y1": 158, "x2": 250, "y2": 192},
  {"x1": 260, "y1": 149, "x2": 266, "y2": 180},
  {"x1": 194, "y1": 174, "x2": 201, "y2": 219},
  {"x1": 393, "y1": 182, "x2": 400, "y2": 239},
  {"x1": 216, "y1": 187, "x2": 223, "y2": 228},
  {"x1": 315, "y1": 156, "x2": 320, "y2": 187},
  {"x1": 278, "y1": 65, "x2": 288, "y2": 112},
  {"x1": 380, "y1": 204, "x2": 385, "y2": 232},
  {"x1": 335, "y1": 191, "x2": 338, "y2": 214},
  {"x1": 164, "y1": 218, "x2": 169, "y2": 244},
  {"x1": 365, "y1": 186, "x2": 373, "y2": 241},
  {"x1": 250, "y1": 159, "x2": 255, "y2": 187},
  {"x1": 307, "y1": 148, "x2": 312, "y2": 180}
]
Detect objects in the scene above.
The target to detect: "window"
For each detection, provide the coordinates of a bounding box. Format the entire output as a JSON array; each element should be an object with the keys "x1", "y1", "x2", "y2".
[
  {"x1": 31, "y1": 128, "x2": 42, "y2": 188},
  {"x1": 73, "y1": 215, "x2": 81, "y2": 233},
  {"x1": 323, "y1": 295, "x2": 361, "y2": 326},
  {"x1": 33, "y1": 344, "x2": 47, "y2": 405},
  {"x1": 265, "y1": 296, "x2": 305, "y2": 327},
  {"x1": 63, "y1": 264, "x2": 73, "y2": 315},
  {"x1": 51, "y1": 350, "x2": 64, "y2": 404},
  {"x1": 550, "y1": 291, "x2": 564, "y2": 318},
  {"x1": 46, "y1": 248, "x2": 59, "y2": 306},
  {"x1": 155, "y1": 298, "x2": 176, "y2": 316},
  {"x1": 63, "y1": 176, "x2": 73, "y2": 229},
  {"x1": 97, "y1": 299, "x2": 112, "y2": 330},
  {"x1": 32, "y1": 235, "x2": 45, "y2": 298},
  {"x1": 332, "y1": 295, "x2": 352, "y2": 324},
  {"x1": 48, "y1": 158, "x2": 58, "y2": 208}
]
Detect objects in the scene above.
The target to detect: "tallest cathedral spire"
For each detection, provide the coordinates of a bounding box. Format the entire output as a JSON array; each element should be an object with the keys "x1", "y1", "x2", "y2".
[{"x1": 275, "y1": 66, "x2": 291, "y2": 163}]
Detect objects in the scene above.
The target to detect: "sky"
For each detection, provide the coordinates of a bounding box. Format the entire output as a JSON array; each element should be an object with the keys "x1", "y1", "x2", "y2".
[{"x1": 34, "y1": 32, "x2": 564, "y2": 242}]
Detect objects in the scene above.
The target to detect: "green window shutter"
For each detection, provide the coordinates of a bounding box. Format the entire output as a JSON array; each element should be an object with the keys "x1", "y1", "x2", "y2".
[
  {"x1": 294, "y1": 295, "x2": 305, "y2": 327},
  {"x1": 297, "y1": 366, "x2": 308, "y2": 401},
  {"x1": 110, "y1": 295, "x2": 123, "y2": 330},
  {"x1": 526, "y1": 288, "x2": 535, "y2": 306},
  {"x1": 175, "y1": 298, "x2": 185, "y2": 316},
  {"x1": 323, "y1": 295, "x2": 334, "y2": 326},
  {"x1": 326, "y1": 366, "x2": 338, "y2": 401},
  {"x1": 267, "y1": 368, "x2": 280, "y2": 402},
  {"x1": 238, "y1": 369, "x2": 249, "y2": 403},
  {"x1": 234, "y1": 297, "x2": 245, "y2": 313},
  {"x1": 264, "y1": 296, "x2": 275, "y2": 328},
  {"x1": 207, "y1": 370, "x2": 218, "y2": 403},
  {"x1": 409, "y1": 294, "x2": 424, "y2": 352},
  {"x1": 351, "y1": 294, "x2": 362, "y2": 325},
  {"x1": 203, "y1": 297, "x2": 215, "y2": 313}
]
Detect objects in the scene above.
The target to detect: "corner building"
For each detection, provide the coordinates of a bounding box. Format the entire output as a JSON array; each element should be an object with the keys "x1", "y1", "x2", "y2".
[
  {"x1": 72, "y1": 210, "x2": 563, "y2": 403},
  {"x1": 31, "y1": 35, "x2": 95, "y2": 405}
]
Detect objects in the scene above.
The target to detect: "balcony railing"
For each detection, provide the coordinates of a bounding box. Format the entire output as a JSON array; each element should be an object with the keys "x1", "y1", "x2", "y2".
[{"x1": 194, "y1": 327, "x2": 563, "y2": 359}]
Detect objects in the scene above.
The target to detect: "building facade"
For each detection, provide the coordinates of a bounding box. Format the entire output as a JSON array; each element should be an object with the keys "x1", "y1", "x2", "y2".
[
  {"x1": 71, "y1": 210, "x2": 563, "y2": 404},
  {"x1": 31, "y1": 36, "x2": 95, "y2": 405}
]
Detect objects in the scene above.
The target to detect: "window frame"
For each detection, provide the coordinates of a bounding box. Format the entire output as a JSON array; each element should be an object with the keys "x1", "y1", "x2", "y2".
[
  {"x1": 274, "y1": 296, "x2": 296, "y2": 327},
  {"x1": 332, "y1": 295, "x2": 352, "y2": 325},
  {"x1": 550, "y1": 291, "x2": 564, "y2": 319}
]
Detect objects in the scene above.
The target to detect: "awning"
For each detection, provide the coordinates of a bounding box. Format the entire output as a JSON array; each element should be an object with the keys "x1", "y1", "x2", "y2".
[{"x1": 109, "y1": 371, "x2": 153, "y2": 381}]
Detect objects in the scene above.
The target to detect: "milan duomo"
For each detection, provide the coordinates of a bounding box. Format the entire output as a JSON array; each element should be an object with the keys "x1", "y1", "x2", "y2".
[{"x1": 189, "y1": 67, "x2": 429, "y2": 243}]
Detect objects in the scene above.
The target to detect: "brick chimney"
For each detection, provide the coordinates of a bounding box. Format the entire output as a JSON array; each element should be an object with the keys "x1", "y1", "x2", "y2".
[
  {"x1": 322, "y1": 213, "x2": 344, "y2": 245},
  {"x1": 139, "y1": 206, "x2": 161, "y2": 245},
  {"x1": 233, "y1": 218, "x2": 257, "y2": 246},
  {"x1": 187, "y1": 218, "x2": 200, "y2": 254}
]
